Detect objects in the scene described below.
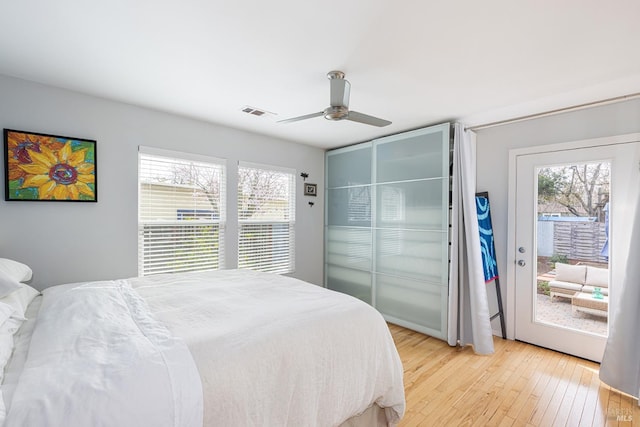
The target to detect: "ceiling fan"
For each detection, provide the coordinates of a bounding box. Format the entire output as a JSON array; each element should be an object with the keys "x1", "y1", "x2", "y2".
[{"x1": 278, "y1": 71, "x2": 391, "y2": 127}]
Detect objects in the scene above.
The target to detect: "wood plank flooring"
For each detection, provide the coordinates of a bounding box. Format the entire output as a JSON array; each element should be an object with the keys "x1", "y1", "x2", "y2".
[{"x1": 389, "y1": 324, "x2": 639, "y2": 426}]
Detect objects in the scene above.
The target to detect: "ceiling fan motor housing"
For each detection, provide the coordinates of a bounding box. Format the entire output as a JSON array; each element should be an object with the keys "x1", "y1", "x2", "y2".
[{"x1": 324, "y1": 106, "x2": 349, "y2": 121}]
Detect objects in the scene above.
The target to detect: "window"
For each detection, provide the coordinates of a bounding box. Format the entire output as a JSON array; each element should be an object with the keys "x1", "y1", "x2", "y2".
[
  {"x1": 237, "y1": 162, "x2": 295, "y2": 273},
  {"x1": 138, "y1": 147, "x2": 226, "y2": 276}
]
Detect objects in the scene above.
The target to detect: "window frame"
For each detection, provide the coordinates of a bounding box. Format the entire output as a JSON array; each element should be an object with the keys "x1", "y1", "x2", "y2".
[
  {"x1": 237, "y1": 161, "x2": 296, "y2": 274},
  {"x1": 138, "y1": 146, "x2": 226, "y2": 276}
]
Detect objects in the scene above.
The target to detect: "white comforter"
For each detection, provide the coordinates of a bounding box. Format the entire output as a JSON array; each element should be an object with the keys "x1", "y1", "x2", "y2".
[
  {"x1": 5, "y1": 270, "x2": 405, "y2": 426},
  {"x1": 5, "y1": 280, "x2": 203, "y2": 427},
  {"x1": 129, "y1": 269, "x2": 405, "y2": 427}
]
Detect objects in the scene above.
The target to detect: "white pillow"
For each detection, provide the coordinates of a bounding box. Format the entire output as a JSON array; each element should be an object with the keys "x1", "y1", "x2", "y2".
[
  {"x1": 0, "y1": 300, "x2": 26, "y2": 335},
  {"x1": 0, "y1": 303, "x2": 15, "y2": 326},
  {"x1": 554, "y1": 263, "x2": 586, "y2": 284},
  {"x1": 0, "y1": 332, "x2": 15, "y2": 384},
  {"x1": 0, "y1": 271, "x2": 21, "y2": 299},
  {"x1": 0, "y1": 284, "x2": 40, "y2": 319},
  {"x1": 586, "y1": 266, "x2": 609, "y2": 287},
  {"x1": 0, "y1": 317, "x2": 25, "y2": 336},
  {"x1": 0, "y1": 258, "x2": 32, "y2": 283},
  {"x1": 0, "y1": 258, "x2": 32, "y2": 299},
  {"x1": 0, "y1": 302, "x2": 27, "y2": 340}
]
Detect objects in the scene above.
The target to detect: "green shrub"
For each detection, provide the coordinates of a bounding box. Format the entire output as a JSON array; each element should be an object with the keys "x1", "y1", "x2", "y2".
[
  {"x1": 549, "y1": 253, "x2": 568, "y2": 268},
  {"x1": 537, "y1": 280, "x2": 550, "y2": 296}
]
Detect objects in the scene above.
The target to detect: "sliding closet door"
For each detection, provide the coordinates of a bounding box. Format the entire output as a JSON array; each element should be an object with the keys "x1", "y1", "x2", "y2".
[
  {"x1": 325, "y1": 123, "x2": 450, "y2": 339},
  {"x1": 325, "y1": 143, "x2": 373, "y2": 303},
  {"x1": 373, "y1": 125, "x2": 450, "y2": 338}
]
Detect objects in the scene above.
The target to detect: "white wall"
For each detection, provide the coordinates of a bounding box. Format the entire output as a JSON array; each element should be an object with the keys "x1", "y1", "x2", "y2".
[
  {"x1": 475, "y1": 98, "x2": 640, "y2": 333},
  {"x1": 0, "y1": 75, "x2": 325, "y2": 289}
]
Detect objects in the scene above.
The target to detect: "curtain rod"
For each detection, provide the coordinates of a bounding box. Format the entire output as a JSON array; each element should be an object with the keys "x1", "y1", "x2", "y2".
[{"x1": 466, "y1": 91, "x2": 640, "y2": 132}]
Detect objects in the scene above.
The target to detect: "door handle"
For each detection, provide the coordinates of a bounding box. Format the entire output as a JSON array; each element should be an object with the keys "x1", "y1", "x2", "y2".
[{"x1": 517, "y1": 260, "x2": 526, "y2": 267}]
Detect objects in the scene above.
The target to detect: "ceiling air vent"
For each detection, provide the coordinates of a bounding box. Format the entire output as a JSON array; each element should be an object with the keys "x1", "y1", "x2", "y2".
[{"x1": 241, "y1": 106, "x2": 276, "y2": 118}]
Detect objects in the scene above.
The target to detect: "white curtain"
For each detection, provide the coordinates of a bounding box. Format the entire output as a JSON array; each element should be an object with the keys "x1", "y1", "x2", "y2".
[
  {"x1": 447, "y1": 123, "x2": 494, "y2": 354},
  {"x1": 600, "y1": 184, "x2": 640, "y2": 400}
]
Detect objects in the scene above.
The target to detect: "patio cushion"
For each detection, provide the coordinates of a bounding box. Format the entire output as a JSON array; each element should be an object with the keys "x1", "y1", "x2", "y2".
[
  {"x1": 585, "y1": 266, "x2": 609, "y2": 287},
  {"x1": 582, "y1": 285, "x2": 609, "y2": 296},
  {"x1": 554, "y1": 263, "x2": 586, "y2": 285},
  {"x1": 548, "y1": 280, "x2": 583, "y2": 292}
]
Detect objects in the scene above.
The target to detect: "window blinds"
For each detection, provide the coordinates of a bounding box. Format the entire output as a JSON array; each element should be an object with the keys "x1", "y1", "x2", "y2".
[
  {"x1": 138, "y1": 147, "x2": 226, "y2": 276},
  {"x1": 237, "y1": 162, "x2": 295, "y2": 274}
]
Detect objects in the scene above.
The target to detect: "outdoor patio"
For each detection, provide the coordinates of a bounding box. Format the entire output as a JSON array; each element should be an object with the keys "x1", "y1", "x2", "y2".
[{"x1": 536, "y1": 293, "x2": 608, "y2": 336}]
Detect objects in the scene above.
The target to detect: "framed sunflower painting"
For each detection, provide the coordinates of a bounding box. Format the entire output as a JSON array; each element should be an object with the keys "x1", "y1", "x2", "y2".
[{"x1": 4, "y1": 129, "x2": 97, "y2": 202}]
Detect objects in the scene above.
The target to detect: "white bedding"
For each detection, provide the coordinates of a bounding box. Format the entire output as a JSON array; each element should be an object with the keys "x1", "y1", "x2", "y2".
[
  {"x1": 4, "y1": 280, "x2": 203, "y2": 427},
  {"x1": 3, "y1": 269, "x2": 405, "y2": 427},
  {"x1": 129, "y1": 269, "x2": 405, "y2": 426},
  {"x1": 1, "y1": 294, "x2": 42, "y2": 414}
]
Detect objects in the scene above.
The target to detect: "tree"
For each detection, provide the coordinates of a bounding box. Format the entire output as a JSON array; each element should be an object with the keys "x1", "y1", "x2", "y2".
[
  {"x1": 170, "y1": 161, "x2": 222, "y2": 213},
  {"x1": 537, "y1": 169, "x2": 563, "y2": 202},
  {"x1": 237, "y1": 167, "x2": 291, "y2": 220},
  {"x1": 145, "y1": 160, "x2": 291, "y2": 220},
  {"x1": 538, "y1": 163, "x2": 609, "y2": 217}
]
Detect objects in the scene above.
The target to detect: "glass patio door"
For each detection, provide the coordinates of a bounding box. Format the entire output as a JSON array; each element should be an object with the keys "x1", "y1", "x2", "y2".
[{"x1": 514, "y1": 141, "x2": 640, "y2": 362}]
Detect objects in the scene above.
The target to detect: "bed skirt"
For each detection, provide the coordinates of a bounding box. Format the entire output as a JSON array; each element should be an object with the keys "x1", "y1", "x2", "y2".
[{"x1": 339, "y1": 404, "x2": 390, "y2": 427}]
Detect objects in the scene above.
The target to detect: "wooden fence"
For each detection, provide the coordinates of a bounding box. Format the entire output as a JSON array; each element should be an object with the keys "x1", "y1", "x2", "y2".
[{"x1": 552, "y1": 221, "x2": 607, "y2": 263}]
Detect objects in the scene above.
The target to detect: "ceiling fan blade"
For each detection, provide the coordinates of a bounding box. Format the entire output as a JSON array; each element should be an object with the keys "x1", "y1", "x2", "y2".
[
  {"x1": 330, "y1": 78, "x2": 350, "y2": 108},
  {"x1": 347, "y1": 111, "x2": 392, "y2": 127},
  {"x1": 278, "y1": 111, "x2": 324, "y2": 124}
]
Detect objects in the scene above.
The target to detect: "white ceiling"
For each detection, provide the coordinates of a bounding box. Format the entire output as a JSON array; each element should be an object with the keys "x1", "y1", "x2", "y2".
[{"x1": 1, "y1": 1, "x2": 639, "y2": 149}]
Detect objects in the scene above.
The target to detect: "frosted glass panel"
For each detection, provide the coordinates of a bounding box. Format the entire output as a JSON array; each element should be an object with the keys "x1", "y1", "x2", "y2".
[
  {"x1": 376, "y1": 131, "x2": 446, "y2": 183},
  {"x1": 326, "y1": 265, "x2": 371, "y2": 304},
  {"x1": 326, "y1": 227, "x2": 371, "y2": 271},
  {"x1": 325, "y1": 123, "x2": 450, "y2": 339},
  {"x1": 327, "y1": 145, "x2": 371, "y2": 188},
  {"x1": 327, "y1": 187, "x2": 371, "y2": 227},
  {"x1": 375, "y1": 229, "x2": 447, "y2": 282},
  {"x1": 375, "y1": 274, "x2": 442, "y2": 330},
  {"x1": 375, "y1": 180, "x2": 445, "y2": 230}
]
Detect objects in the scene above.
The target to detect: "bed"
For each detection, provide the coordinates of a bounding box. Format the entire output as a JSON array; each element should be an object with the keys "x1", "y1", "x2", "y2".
[{"x1": 0, "y1": 259, "x2": 405, "y2": 426}]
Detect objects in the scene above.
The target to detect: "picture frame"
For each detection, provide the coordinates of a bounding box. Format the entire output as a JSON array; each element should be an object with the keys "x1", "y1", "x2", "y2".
[
  {"x1": 304, "y1": 183, "x2": 317, "y2": 196},
  {"x1": 4, "y1": 129, "x2": 97, "y2": 202}
]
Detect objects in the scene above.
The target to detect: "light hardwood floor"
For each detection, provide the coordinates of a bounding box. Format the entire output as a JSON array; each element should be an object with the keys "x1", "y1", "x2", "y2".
[{"x1": 389, "y1": 324, "x2": 639, "y2": 426}]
